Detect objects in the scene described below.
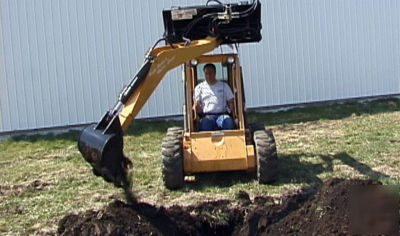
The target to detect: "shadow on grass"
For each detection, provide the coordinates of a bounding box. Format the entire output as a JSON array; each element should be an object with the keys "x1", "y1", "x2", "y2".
[
  {"x1": 125, "y1": 120, "x2": 183, "y2": 137},
  {"x1": 10, "y1": 130, "x2": 81, "y2": 143},
  {"x1": 7, "y1": 119, "x2": 183, "y2": 143},
  {"x1": 183, "y1": 152, "x2": 389, "y2": 190},
  {"x1": 274, "y1": 152, "x2": 389, "y2": 185},
  {"x1": 247, "y1": 97, "x2": 400, "y2": 127}
]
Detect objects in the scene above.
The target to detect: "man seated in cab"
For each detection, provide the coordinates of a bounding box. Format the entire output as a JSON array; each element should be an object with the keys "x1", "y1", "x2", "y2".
[{"x1": 194, "y1": 63, "x2": 236, "y2": 131}]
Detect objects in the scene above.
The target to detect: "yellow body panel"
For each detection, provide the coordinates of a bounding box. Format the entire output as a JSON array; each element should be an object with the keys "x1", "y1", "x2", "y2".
[
  {"x1": 183, "y1": 130, "x2": 256, "y2": 173},
  {"x1": 246, "y1": 145, "x2": 256, "y2": 171}
]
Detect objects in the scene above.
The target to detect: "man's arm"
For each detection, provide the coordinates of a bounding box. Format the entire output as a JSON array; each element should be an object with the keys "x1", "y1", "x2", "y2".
[
  {"x1": 224, "y1": 83, "x2": 235, "y2": 118},
  {"x1": 228, "y1": 98, "x2": 235, "y2": 118},
  {"x1": 194, "y1": 100, "x2": 202, "y2": 115},
  {"x1": 194, "y1": 85, "x2": 202, "y2": 116}
]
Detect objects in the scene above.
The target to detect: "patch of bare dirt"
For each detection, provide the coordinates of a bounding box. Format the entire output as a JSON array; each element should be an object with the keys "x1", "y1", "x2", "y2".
[
  {"x1": 0, "y1": 180, "x2": 50, "y2": 196},
  {"x1": 58, "y1": 179, "x2": 399, "y2": 236}
]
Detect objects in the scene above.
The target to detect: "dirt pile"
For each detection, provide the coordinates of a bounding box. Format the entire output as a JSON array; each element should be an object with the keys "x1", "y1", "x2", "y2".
[
  {"x1": 258, "y1": 179, "x2": 400, "y2": 235},
  {"x1": 58, "y1": 179, "x2": 398, "y2": 236},
  {"x1": 58, "y1": 199, "x2": 244, "y2": 236},
  {"x1": 58, "y1": 201, "x2": 160, "y2": 235}
]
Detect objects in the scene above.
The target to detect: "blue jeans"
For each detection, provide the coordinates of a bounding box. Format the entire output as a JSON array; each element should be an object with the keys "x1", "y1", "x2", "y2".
[{"x1": 199, "y1": 114, "x2": 235, "y2": 131}]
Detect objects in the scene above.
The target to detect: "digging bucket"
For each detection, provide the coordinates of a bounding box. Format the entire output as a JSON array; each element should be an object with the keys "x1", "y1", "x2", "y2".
[{"x1": 78, "y1": 112, "x2": 131, "y2": 187}]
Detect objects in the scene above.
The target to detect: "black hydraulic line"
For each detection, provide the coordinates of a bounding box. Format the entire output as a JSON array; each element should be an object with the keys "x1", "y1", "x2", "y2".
[
  {"x1": 117, "y1": 37, "x2": 167, "y2": 106},
  {"x1": 118, "y1": 60, "x2": 152, "y2": 105},
  {"x1": 206, "y1": 0, "x2": 223, "y2": 6},
  {"x1": 183, "y1": 0, "x2": 259, "y2": 40},
  {"x1": 183, "y1": 12, "x2": 219, "y2": 39},
  {"x1": 237, "y1": 0, "x2": 258, "y2": 17}
]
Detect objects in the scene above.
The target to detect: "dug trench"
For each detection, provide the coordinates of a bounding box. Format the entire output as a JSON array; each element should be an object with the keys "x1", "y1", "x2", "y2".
[{"x1": 58, "y1": 178, "x2": 399, "y2": 236}]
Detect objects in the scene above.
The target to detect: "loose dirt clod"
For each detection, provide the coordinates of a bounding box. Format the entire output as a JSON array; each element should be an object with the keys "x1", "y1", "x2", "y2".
[{"x1": 58, "y1": 179, "x2": 399, "y2": 236}]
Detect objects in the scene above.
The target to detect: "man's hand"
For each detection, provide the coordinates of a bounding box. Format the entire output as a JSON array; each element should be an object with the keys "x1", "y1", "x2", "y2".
[
  {"x1": 194, "y1": 101, "x2": 202, "y2": 115},
  {"x1": 228, "y1": 98, "x2": 235, "y2": 118}
]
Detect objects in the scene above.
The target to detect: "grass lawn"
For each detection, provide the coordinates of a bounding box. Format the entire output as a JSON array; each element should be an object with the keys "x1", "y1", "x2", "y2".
[{"x1": 0, "y1": 98, "x2": 399, "y2": 235}]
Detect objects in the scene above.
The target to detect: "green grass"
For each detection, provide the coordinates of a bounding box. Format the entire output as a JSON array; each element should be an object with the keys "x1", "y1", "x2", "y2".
[{"x1": 1, "y1": 98, "x2": 399, "y2": 235}]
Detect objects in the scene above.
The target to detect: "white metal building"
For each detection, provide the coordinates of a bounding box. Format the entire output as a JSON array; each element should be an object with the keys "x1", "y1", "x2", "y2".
[{"x1": 0, "y1": 0, "x2": 399, "y2": 133}]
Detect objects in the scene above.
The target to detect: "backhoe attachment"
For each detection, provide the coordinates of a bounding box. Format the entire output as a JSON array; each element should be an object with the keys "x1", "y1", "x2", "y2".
[{"x1": 78, "y1": 37, "x2": 221, "y2": 187}]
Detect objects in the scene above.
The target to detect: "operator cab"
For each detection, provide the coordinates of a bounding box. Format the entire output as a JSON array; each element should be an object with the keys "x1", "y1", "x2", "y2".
[{"x1": 183, "y1": 54, "x2": 246, "y2": 133}]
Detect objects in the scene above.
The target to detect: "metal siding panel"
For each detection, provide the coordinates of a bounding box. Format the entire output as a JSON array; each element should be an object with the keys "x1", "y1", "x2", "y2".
[
  {"x1": 99, "y1": 0, "x2": 115, "y2": 119},
  {"x1": 59, "y1": 0, "x2": 76, "y2": 124},
  {"x1": 0, "y1": 0, "x2": 399, "y2": 132},
  {"x1": 43, "y1": 0, "x2": 61, "y2": 125},
  {"x1": 369, "y1": 0, "x2": 379, "y2": 96},
  {"x1": 85, "y1": 0, "x2": 102, "y2": 121},
  {"x1": 26, "y1": 0, "x2": 45, "y2": 127},
  {"x1": 350, "y1": 0, "x2": 361, "y2": 97},
  {"x1": 17, "y1": 0, "x2": 36, "y2": 128},
  {"x1": 79, "y1": 0, "x2": 95, "y2": 121},
  {"x1": 7, "y1": 0, "x2": 26, "y2": 130},
  {"x1": 68, "y1": 0, "x2": 86, "y2": 124},
  {"x1": 0, "y1": 0, "x2": 5, "y2": 131},
  {"x1": 359, "y1": 1, "x2": 370, "y2": 96},
  {"x1": 245, "y1": 0, "x2": 400, "y2": 109},
  {"x1": 283, "y1": 0, "x2": 295, "y2": 103},
  {"x1": 108, "y1": 0, "x2": 124, "y2": 109},
  {"x1": 35, "y1": 0, "x2": 52, "y2": 127},
  {"x1": 93, "y1": 0, "x2": 111, "y2": 122},
  {"x1": 396, "y1": 0, "x2": 400, "y2": 93},
  {"x1": 54, "y1": 0, "x2": 70, "y2": 125}
]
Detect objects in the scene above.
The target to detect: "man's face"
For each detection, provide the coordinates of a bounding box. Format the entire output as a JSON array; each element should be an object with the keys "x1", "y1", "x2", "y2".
[{"x1": 204, "y1": 67, "x2": 217, "y2": 84}]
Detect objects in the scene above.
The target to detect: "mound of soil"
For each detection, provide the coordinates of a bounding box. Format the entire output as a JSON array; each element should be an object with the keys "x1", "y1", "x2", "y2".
[
  {"x1": 58, "y1": 199, "x2": 244, "y2": 236},
  {"x1": 58, "y1": 179, "x2": 398, "y2": 236},
  {"x1": 261, "y1": 179, "x2": 398, "y2": 235}
]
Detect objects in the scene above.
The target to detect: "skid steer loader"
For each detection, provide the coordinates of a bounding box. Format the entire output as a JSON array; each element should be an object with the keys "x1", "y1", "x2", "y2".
[{"x1": 77, "y1": 0, "x2": 278, "y2": 190}]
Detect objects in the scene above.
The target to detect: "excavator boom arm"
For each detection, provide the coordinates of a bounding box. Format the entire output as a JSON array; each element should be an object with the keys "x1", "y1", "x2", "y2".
[{"x1": 119, "y1": 37, "x2": 221, "y2": 131}]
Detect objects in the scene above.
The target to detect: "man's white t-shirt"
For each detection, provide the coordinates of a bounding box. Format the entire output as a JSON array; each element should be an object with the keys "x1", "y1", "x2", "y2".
[{"x1": 194, "y1": 81, "x2": 234, "y2": 114}]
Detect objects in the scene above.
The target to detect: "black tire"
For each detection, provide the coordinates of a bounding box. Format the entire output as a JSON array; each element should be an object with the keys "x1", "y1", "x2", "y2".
[
  {"x1": 254, "y1": 129, "x2": 278, "y2": 184},
  {"x1": 161, "y1": 127, "x2": 184, "y2": 190},
  {"x1": 249, "y1": 123, "x2": 265, "y2": 140}
]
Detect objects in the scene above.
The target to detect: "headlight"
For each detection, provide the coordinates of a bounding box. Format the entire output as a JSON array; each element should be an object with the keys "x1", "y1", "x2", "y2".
[
  {"x1": 227, "y1": 56, "x2": 235, "y2": 64},
  {"x1": 190, "y1": 59, "x2": 198, "y2": 66}
]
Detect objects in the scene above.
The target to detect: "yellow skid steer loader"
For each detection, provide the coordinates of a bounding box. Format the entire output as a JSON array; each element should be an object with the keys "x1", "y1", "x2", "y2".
[{"x1": 77, "y1": 0, "x2": 278, "y2": 190}]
